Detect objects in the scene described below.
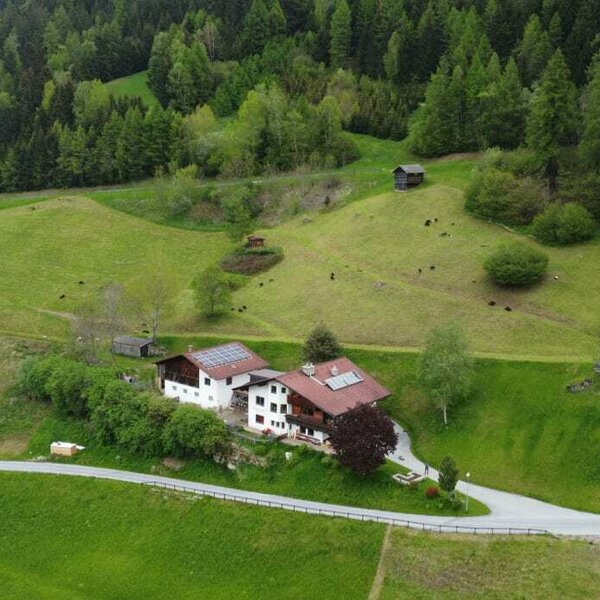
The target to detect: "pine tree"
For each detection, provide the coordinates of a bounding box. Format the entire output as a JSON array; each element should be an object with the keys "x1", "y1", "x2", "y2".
[
  {"x1": 526, "y1": 49, "x2": 579, "y2": 187},
  {"x1": 580, "y1": 55, "x2": 600, "y2": 173},
  {"x1": 329, "y1": 0, "x2": 352, "y2": 69},
  {"x1": 241, "y1": 0, "x2": 271, "y2": 56},
  {"x1": 269, "y1": 0, "x2": 287, "y2": 36},
  {"x1": 514, "y1": 15, "x2": 552, "y2": 86}
]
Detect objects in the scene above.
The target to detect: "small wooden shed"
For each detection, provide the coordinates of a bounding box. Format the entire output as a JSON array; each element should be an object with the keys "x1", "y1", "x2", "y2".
[
  {"x1": 112, "y1": 336, "x2": 155, "y2": 358},
  {"x1": 393, "y1": 164, "x2": 425, "y2": 191},
  {"x1": 247, "y1": 235, "x2": 266, "y2": 248}
]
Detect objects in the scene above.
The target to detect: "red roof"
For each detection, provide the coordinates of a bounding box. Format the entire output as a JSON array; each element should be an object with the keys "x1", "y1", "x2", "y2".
[
  {"x1": 276, "y1": 357, "x2": 390, "y2": 417},
  {"x1": 156, "y1": 342, "x2": 269, "y2": 380}
]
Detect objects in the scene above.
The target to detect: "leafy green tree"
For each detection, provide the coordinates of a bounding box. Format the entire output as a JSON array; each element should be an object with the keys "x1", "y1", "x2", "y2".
[
  {"x1": 526, "y1": 49, "x2": 579, "y2": 187},
  {"x1": 438, "y1": 456, "x2": 459, "y2": 497},
  {"x1": 419, "y1": 323, "x2": 473, "y2": 425},
  {"x1": 484, "y1": 241, "x2": 549, "y2": 286},
  {"x1": 302, "y1": 323, "x2": 342, "y2": 364},
  {"x1": 163, "y1": 404, "x2": 230, "y2": 458},
  {"x1": 193, "y1": 265, "x2": 232, "y2": 318},
  {"x1": 329, "y1": 0, "x2": 352, "y2": 69},
  {"x1": 580, "y1": 55, "x2": 600, "y2": 172}
]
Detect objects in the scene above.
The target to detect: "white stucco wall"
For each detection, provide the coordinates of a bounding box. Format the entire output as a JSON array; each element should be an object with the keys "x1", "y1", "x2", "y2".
[
  {"x1": 247, "y1": 380, "x2": 290, "y2": 435},
  {"x1": 164, "y1": 370, "x2": 251, "y2": 410}
]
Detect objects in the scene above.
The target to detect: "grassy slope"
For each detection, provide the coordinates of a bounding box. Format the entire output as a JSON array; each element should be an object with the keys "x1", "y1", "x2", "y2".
[
  {"x1": 379, "y1": 529, "x2": 600, "y2": 598},
  {"x1": 0, "y1": 198, "x2": 232, "y2": 339},
  {"x1": 0, "y1": 473, "x2": 382, "y2": 600},
  {"x1": 0, "y1": 135, "x2": 597, "y2": 357},
  {"x1": 104, "y1": 70, "x2": 158, "y2": 107}
]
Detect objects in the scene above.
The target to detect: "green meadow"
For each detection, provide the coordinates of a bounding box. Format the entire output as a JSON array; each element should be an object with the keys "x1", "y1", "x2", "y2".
[{"x1": 104, "y1": 70, "x2": 159, "y2": 107}]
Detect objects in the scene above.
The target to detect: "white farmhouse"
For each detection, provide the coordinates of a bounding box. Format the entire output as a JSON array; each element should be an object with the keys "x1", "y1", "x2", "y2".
[
  {"x1": 242, "y1": 357, "x2": 391, "y2": 445},
  {"x1": 155, "y1": 342, "x2": 269, "y2": 410}
]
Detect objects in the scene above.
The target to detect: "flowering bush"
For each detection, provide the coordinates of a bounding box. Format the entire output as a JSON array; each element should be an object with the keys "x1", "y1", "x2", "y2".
[{"x1": 425, "y1": 486, "x2": 440, "y2": 499}]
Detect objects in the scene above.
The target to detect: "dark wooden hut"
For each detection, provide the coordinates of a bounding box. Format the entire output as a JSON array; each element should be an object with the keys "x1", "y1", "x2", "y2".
[
  {"x1": 112, "y1": 336, "x2": 155, "y2": 358},
  {"x1": 393, "y1": 164, "x2": 425, "y2": 191},
  {"x1": 247, "y1": 235, "x2": 266, "y2": 248}
]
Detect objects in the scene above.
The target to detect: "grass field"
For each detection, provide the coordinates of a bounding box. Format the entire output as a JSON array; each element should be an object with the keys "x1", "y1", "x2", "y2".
[
  {"x1": 104, "y1": 70, "x2": 158, "y2": 107},
  {"x1": 1, "y1": 473, "x2": 599, "y2": 599},
  {"x1": 379, "y1": 528, "x2": 600, "y2": 598},
  {"x1": 0, "y1": 473, "x2": 383, "y2": 599},
  {"x1": 0, "y1": 134, "x2": 598, "y2": 357}
]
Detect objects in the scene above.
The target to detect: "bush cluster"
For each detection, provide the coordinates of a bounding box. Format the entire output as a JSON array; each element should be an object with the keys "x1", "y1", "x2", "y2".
[
  {"x1": 484, "y1": 241, "x2": 549, "y2": 287},
  {"x1": 16, "y1": 356, "x2": 230, "y2": 459},
  {"x1": 532, "y1": 203, "x2": 596, "y2": 245},
  {"x1": 465, "y1": 166, "x2": 546, "y2": 226}
]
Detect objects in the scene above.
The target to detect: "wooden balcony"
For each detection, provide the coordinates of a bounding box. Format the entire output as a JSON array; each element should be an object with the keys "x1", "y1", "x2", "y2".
[
  {"x1": 286, "y1": 414, "x2": 333, "y2": 434},
  {"x1": 164, "y1": 371, "x2": 199, "y2": 388}
]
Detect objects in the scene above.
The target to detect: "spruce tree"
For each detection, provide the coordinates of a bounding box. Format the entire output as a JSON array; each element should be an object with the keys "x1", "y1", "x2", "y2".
[
  {"x1": 526, "y1": 49, "x2": 579, "y2": 187},
  {"x1": 329, "y1": 0, "x2": 352, "y2": 69},
  {"x1": 514, "y1": 15, "x2": 552, "y2": 86},
  {"x1": 302, "y1": 323, "x2": 342, "y2": 364},
  {"x1": 580, "y1": 55, "x2": 600, "y2": 173},
  {"x1": 241, "y1": 0, "x2": 271, "y2": 56}
]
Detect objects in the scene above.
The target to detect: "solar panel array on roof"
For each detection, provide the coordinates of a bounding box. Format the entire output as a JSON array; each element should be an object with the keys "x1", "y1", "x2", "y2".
[
  {"x1": 325, "y1": 371, "x2": 364, "y2": 391},
  {"x1": 192, "y1": 344, "x2": 251, "y2": 368}
]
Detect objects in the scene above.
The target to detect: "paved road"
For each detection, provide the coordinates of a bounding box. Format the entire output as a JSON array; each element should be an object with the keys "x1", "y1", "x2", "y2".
[
  {"x1": 1, "y1": 456, "x2": 600, "y2": 536},
  {"x1": 388, "y1": 423, "x2": 600, "y2": 536}
]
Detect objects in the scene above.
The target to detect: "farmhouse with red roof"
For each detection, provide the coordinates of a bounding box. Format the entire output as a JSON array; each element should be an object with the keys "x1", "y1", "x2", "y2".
[{"x1": 155, "y1": 342, "x2": 269, "y2": 410}]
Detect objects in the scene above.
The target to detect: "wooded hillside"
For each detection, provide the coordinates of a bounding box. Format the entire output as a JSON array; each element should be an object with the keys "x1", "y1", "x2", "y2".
[{"x1": 1, "y1": 0, "x2": 599, "y2": 192}]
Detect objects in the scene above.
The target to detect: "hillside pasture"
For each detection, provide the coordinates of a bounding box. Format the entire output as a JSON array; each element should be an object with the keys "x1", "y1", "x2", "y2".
[{"x1": 104, "y1": 70, "x2": 158, "y2": 107}]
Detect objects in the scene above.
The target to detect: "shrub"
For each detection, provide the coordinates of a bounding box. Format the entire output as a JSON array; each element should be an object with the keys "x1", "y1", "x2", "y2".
[
  {"x1": 465, "y1": 167, "x2": 546, "y2": 226},
  {"x1": 484, "y1": 241, "x2": 549, "y2": 287},
  {"x1": 425, "y1": 485, "x2": 440, "y2": 499},
  {"x1": 163, "y1": 404, "x2": 230, "y2": 459},
  {"x1": 532, "y1": 202, "x2": 596, "y2": 245}
]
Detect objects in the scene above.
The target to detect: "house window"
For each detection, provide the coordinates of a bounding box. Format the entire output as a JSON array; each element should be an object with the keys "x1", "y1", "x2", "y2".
[
  {"x1": 280, "y1": 404, "x2": 287, "y2": 413},
  {"x1": 308, "y1": 428, "x2": 314, "y2": 437},
  {"x1": 281, "y1": 387, "x2": 287, "y2": 394},
  {"x1": 209, "y1": 396, "x2": 214, "y2": 402},
  {"x1": 270, "y1": 403, "x2": 277, "y2": 413},
  {"x1": 256, "y1": 415, "x2": 264, "y2": 425},
  {"x1": 271, "y1": 420, "x2": 275, "y2": 427},
  {"x1": 300, "y1": 426, "x2": 306, "y2": 434},
  {"x1": 194, "y1": 392, "x2": 199, "y2": 397},
  {"x1": 183, "y1": 388, "x2": 188, "y2": 394},
  {"x1": 226, "y1": 377, "x2": 232, "y2": 385},
  {"x1": 204, "y1": 377, "x2": 211, "y2": 386},
  {"x1": 172, "y1": 385, "x2": 177, "y2": 391},
  {"x1": 271, "y1": 385, "x2": 277, "y2": 394},
  {"x1": 256, "y1": 396, "x2": 265, "y2": 407}
]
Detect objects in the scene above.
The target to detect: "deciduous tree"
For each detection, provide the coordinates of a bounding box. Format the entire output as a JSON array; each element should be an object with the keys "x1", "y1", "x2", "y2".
[{"x1": 330, "y1": 403, "x2": 398, "y2": 476}]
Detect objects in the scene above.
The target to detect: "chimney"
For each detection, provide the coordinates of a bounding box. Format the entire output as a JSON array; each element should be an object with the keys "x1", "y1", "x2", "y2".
[
  {"x1": 330, "y1": 364, "x2": 339, "y2": 377},
  {"x1": 187, "y1": 345, "x2": 194, "y2": 353},
  {"x1": 302, "y1": 363, "x2": 315, "y2": 377}
]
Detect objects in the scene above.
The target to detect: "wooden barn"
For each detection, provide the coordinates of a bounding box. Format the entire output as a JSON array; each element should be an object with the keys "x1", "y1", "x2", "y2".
[
  {"x1": 247, "y1": 235, "x2": 266, "y2": 248},
  {"x1": 393, "y1": 164, "x2": 425, "y2": 191},
  {"x1": 112, "y1": 336, "x2": 155, "y2": 358}
]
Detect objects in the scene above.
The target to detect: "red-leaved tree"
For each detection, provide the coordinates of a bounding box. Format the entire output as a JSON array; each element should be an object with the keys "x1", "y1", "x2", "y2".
[{"x1": 330, "y1": 403, "x2": 398, "y2": 476}]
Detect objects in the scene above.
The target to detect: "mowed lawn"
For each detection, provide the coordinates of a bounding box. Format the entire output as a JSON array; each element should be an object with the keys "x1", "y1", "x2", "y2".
[
  {"x1": 0, "y1": 198, "x2": 232, "y2": 339},
  {"x1": 0, "y1": 473, "x2": 383, "y2": 600},
  {"x1": 379, "y1": 528, "x2": 600, "y2": 599},
  {"x1": 104, "y1": 70, "x2": 158, "y2": 107}
]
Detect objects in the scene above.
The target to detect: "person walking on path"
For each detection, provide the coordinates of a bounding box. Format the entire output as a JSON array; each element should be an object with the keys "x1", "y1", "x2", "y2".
[{"x1": 424, "y1": 463, "x2": 430, "y2": 476}]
